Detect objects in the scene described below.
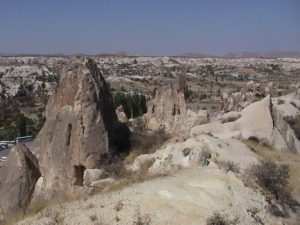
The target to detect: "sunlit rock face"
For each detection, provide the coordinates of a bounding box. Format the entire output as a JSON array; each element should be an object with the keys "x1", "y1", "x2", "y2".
[{"x1": 31, "y1": 58, "x2": 119, "y2": 199}]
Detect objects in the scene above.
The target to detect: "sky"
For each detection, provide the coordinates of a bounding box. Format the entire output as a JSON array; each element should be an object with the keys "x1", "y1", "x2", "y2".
[{"x1": 0, "y1": 0, "x2": 299, "y2": 56}]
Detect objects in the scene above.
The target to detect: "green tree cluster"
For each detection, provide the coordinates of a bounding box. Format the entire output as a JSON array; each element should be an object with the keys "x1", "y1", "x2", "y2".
[
  {"x1": 0, "y1": 113, "x2": 46, "y2": 140},
  {"x1": 114, "y1": 92, "x2": 147, "y2": 119}
]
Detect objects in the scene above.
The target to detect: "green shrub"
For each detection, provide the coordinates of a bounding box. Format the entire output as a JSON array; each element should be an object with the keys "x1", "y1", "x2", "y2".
[
  {"x1": 249, "y1": 160, "x2": 298, "y2": 217},
  {"x1": 206, "y1": 212, "x2": 238, "y2": 225}
]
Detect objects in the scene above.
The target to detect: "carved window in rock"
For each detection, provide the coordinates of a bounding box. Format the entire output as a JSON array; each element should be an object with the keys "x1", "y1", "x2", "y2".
[
  {"x1": 66, "y1": 124, "x2": 72, "y2": 146},
  {"x1": 152, "y1": 105, "x2": 155, "y2": 113},
  {"x1": 74, "y1": 165, "x2": 86, "y2": 186},
  {"x1": 172, "y1": 105, "x2": 176, "y2": 116}
]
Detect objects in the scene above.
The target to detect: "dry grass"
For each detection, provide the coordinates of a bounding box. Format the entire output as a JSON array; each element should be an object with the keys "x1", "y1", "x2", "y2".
[
  {"x1": 132, "y1": 208, "x2": 151, "y2": 225},
  {"x1": 101, "y1": 159, "x2": 158, "y2": 194},
  {"x1": 125, "y1": 130, "x2": 169, "y2": 164},
  {"x1": 214, "y1": 159, "x2": 240, "y2": 173},
  {"x1": 89, "y1": 214, "x2": 98, "y2": 222},
  {"x1": 85, "y1": 202, "x2": 95, "y2": 209},
  {"x1": 248, "y1": 160, "x2": 298, "y2": 217},
  {"x1": 114, "y1": 200, "x2": 123, "y2": 212},
  {"x1": 1, "y1": 191, "x2": 86, "y2": 225},
  {"x1": 277, "y1": 99, "x2": 285, "y2": 105},
  {"x1": 206, "y1": 212, "x2": 239, "y2": 225},
  {"x1": 242, "y1": 139, "x2": 300, "y2": 197}
]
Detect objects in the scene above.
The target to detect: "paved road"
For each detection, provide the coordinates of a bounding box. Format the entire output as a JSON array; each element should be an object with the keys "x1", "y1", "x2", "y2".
[
  {"x1": 0, "y1": 148, "x2": 11, "y2": 159},
  {"x1": 0, "y1": 142, "x2": 33, "y2": 162}
]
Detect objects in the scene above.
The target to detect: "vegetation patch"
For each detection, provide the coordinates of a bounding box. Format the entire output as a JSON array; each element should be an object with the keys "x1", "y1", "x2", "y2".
[
  {"x1": 214, "y1": 160, "x2": 240, "y2": 173},
  {"x1": 248, "y1": 160, "x2": 298, "y2": 217},
  {"x1": 206, "y1": 212, "x2": 239, "y2": 225}
]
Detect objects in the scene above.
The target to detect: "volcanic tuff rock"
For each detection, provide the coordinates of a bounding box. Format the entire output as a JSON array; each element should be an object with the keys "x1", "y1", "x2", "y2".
[
  {"x1": 221, "y1": 81, "x2": 266, "y2": 112},
  {"x1": 0, "y1": 144, "x2": 41, "y2": 219},
  {"x1": 116, "y1": 105, "x2": 128, "y2": 123},
  {"x1": 192, "y1": 95, "x2": 300, "y2": 153},
  {"x1": 30, "y1": 58, "x2": 119, "y2": 199},
  {"x1": 143, "y1": 76, "x2": 206, "y2": 135}
]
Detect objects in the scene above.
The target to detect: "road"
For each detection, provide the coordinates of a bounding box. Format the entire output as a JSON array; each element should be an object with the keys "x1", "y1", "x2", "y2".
[{"x1": 0, "y1": 148, "x2": 11, "y2": 159}]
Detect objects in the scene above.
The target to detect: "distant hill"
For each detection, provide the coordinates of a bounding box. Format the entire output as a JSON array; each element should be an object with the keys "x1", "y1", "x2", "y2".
[
  {"x1": 180, "y1": 52, "x2": 215, "y2": 58},
  {"x1": 114, "y1": 51, "x2": 132, "y2": 56},
  {"x1": 224, "y1": 51, "x2": 300, "y2": 58}
]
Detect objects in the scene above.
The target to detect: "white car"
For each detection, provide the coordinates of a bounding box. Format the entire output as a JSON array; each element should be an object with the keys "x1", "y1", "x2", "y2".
[{"x1": 0, "y1": 156, "x2": 7, "y2": 162}]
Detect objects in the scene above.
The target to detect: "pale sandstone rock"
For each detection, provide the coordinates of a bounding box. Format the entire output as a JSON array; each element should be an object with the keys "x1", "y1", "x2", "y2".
[
  {"x1": 116, "y1": 105, "x2": 128, "y2": 123},
  {"x1": 143, "y1": 79, "x2": 188, "y2": 135},
  {"x1": 17, "y1": 166, "x2": 284, "y2": 225},
  {"x1": 90, "y1": 178, "x2": 115, "y2": 189},
  {"x1": 30, "y1": 58, "x2": 120, "y2": 199},
  {"x1": 133, "y1": 133, "x2": 256, "y2": 177},
  {"x1": 128, "y1": 154, "x2": 155, "y2": 172},
  {"x1": 188, "y1": 147, "x2": 207, "y2": 167},
  {"x1": 187, "y1": 109, "x2": 208, "y2": 129},
  {"x1": 217, "y1": 111, "x2": 241, "y2": 123},
  {"x1": 83, "y1": 169, "x2": 107, "y2": 187},
  {"x1": 192, "y1": 95, "x2": 300, "y2": 153},
  {"x1": 143, "y1": 77, "x2": 207, "y2": 135},
  {"x1": 0, "y1": 144, "x2": 41, "y2": 219},
  {"x1": 31, "y1": 177, "x2": 45, "y2": 203},
  {"x1": 221, "y1": 81, "x2": 266, "y2": 112}
]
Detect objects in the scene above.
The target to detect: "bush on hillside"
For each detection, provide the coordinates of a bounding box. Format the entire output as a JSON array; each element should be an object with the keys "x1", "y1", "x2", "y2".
[{"x1": 249, "y1": 160, "x2": 298, "y2": 217}]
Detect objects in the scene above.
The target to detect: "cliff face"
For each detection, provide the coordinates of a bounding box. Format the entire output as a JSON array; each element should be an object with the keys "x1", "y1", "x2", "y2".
[
  {"x1": 143, "y1": 78, "x2": 188, "y2": 135},
  {"x1": 31, "y1": 58, "x2": 118, "y2": 198},
  {"x1": 143, "y1": 76, "x2": 207, "y2": 136}
]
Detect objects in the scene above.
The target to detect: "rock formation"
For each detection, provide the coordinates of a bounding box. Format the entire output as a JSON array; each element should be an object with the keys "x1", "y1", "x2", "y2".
[
  {"x1": 143, "y1": 75, "x2": 207, "y2": 135},
  {"x1": 116, "y1": 105, "x2": 128, "y2": 123},
  {"x1": 192, "y1": 95, "x2": 300, "y2": 153},
  {"x1": 29, "y1": 58, "x2": 120, "y2": 199},
  {"x1": 221, "y1": 81, "x2": 266, "y2": 112},
  {"x1": 0, "y1": 144, "x2": 41, "y2": 219}
]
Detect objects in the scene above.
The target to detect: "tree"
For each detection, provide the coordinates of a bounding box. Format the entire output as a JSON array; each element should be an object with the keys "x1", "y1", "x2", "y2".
[
  {"x1": 17, "y1": 114, "x2": 26, "y2": 137},
  {"x1": 152, "y1": 87, "x2": 157, "y2": 98},
  {"x1": 140, "y1": 95, "x2": 147, "y2": 114}
]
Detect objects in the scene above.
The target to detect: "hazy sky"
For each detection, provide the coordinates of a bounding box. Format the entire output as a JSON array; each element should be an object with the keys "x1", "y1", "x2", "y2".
[{"x1": 1, "y1": 0, "x2": 299, "y2": 55}]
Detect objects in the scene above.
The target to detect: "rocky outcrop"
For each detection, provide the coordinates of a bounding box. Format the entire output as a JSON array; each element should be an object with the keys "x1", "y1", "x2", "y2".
[
  {"x1": 0, "y1": 144, "x2": 41, "y2": 219},
  {"x1": 83, "y1": 169, "x2": 107, "y2": 187},
  {"x1": 271, "y1": 103, "x2": 300, "y2": 153},
  {"x1": 30, "y1": 58, "x2": 120, "y2": 199},
  {"x1": 143, "y1": 76, "x2": 206, "y2": 135},
  {"x1": 127, "y1": 133, "x2": 257, "y2": 177},
  {"x1": 221, "y1": 81, "x2": 266, "y2": 112},
  {"x1": 192, "y1": 95, "x2": 300, "y2": 153},
  {"x1": 116, "y1": 105, "x2": 128, "y2": 123},
  {"x1": 143, "y1": 78, "x2": 187, "y2": 135}
]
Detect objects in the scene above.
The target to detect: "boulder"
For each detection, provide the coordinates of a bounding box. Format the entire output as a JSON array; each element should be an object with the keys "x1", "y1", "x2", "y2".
[
  {"x1": 217, "y1": 111, "x2": 241, "y2": 123},
  {"x1": 143, "y1": 133, "x2": 257, "y2": 176},
  {"x1": 90, "y1": 178, "x2": 115, "y2": 189},
  {"x1": 83, "y1": 169, "x2": 107, "y2": 187},
  {"x1": 187, "y1": 109, "x2": 208, "y2": 129},
  {"x1": 128, "y1": 154, "x2": 155, "y2": 172},
  {"x1": 188, "y1": 147, "x2": 207, "y2": 167},
  {"x1": 0, "y1": 144, "x2": 41, "y2": 219}
]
